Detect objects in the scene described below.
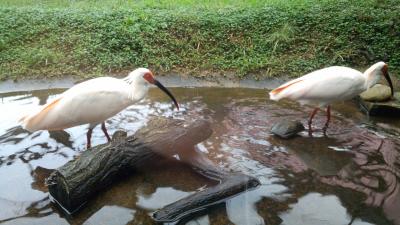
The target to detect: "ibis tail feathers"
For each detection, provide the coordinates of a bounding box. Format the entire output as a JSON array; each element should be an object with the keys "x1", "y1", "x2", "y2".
[
  {"x1": 269, "y1": 79, "x2": 303, "y2": 101},
  {"x1": 20, "y1": 97, "x2": 62, "y2": 132}
]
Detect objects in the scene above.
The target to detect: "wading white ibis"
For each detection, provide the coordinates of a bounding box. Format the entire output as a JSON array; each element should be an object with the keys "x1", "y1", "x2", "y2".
[
  {"x1": 269, "y1": 62, "x2": 394, "y2": 135},
  {"x1": 20, "y1": 68, "x2": 179, "y2": 148}
]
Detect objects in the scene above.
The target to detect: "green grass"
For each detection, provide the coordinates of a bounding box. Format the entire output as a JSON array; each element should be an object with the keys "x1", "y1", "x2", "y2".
[
  {"x1": 0, "y1": 0, "x2": 399, "y2": 80},
  {"x1": 0, "y1": 0, "x2": 317, "y2": 10}
]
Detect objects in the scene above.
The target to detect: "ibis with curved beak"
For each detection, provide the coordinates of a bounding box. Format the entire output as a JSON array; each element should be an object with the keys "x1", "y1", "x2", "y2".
[
  {"x1": 20, "y1": 68, "x2": 179, "y2": 148},
  {"x1": 269, "y1": 62, "x2": 394, "y2": 135}
]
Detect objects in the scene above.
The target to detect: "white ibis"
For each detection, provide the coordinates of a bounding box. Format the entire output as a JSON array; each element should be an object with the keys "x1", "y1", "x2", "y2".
[
  {"x1": 269, "y1": 62, "x2": 394, "y2": 135},
  {"x1": 20, "y1": 68, "x2": 179, "y2": 148}
]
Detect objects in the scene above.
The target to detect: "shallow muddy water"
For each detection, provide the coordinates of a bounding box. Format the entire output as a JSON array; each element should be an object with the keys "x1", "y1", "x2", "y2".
[{"x1": 0, "y1": 85, "x2": 400, "y2": 225}]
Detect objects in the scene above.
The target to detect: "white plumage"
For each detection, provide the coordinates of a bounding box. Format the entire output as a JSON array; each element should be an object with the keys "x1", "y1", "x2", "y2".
[
  {"x1": 20, "y1": 68, "x2": 179, "y2": 148},
  {"x1": 270, "y1": 66, "x2": 365, "y2": 106},
  {"x1": 22, "y1": 77, "x2": 141, "y2": 131},
  {"x1": 269, "y1": 62, "x2": 394, "y2": 135}
]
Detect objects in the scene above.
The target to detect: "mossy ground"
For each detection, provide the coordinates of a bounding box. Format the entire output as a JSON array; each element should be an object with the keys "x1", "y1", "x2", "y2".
[{"x1": 0, "y1": 0, "x2": 399, "y2": 80}]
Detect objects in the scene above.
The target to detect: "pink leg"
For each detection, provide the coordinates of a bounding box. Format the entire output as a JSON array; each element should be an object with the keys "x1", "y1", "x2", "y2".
[
  {"x1": 86, "y1": 128, "x2": 93, "y2": 149},
  {"x1": 322, "y1": 105, "x2": 331, "y2": 135},
  {"x1": 101, "y1": 122, "x2": 111, "y2": 142},
  {"x1": 308, "y1": 108, "x2": 319, "y2": 136}
]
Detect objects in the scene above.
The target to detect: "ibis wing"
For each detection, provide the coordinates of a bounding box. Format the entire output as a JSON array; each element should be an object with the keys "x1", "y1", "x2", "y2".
[
  {"x1": 269, "y1": 66, "x2": 365, "y2": 105},
  {"x1": 287, "y1": 75, "x2": 364, "y2": 103},
  {"x1": 21, "y1": 77, "x2": 133, "y2": 131},
  {"x1": 21, "y1": 97, "x2": 63, "y2": 131}
]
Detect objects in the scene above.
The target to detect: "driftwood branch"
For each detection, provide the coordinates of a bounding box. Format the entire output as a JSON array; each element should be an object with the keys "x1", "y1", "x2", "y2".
[
  {"x1": 153, "y1": 146, "x2": 260, "y2": 222},
  {"x1": 46, "y1": 117, "x2": 260, "y2": 222}
]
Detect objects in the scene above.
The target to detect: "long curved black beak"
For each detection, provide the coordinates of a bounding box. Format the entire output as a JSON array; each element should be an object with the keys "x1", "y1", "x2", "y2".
[
  {"x1": 154, "y1": 79, "x2": 179, "y2": 110},
  {"x1": 383, "y1": 70, "x2": 394, "y2": 97}
]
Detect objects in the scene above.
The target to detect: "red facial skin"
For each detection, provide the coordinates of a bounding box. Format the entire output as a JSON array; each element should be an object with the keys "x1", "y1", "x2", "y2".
[
  {"x1": 143, "y1": 72, "x2": 155, "y2": 84},
  {"x1": 381, "y1": 64, "x2": 394, "y2": 96},
  {"x1": 382, "y1": 64, "x2": 388, "y2": 74}
]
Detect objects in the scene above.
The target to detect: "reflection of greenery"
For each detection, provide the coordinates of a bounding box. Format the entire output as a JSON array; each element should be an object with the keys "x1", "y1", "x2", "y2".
[{"x1": 0, "y1": 0, "x2": 399, "y2": 80}]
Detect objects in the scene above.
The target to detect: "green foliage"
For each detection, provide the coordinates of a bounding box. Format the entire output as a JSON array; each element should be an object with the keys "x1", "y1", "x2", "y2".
[{"x1": 0, "y1": 0, "x2": 399, "y2": 80}]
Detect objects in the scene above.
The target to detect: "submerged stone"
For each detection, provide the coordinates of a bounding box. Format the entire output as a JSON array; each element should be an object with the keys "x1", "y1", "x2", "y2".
[
  {"x1": 355, "y1": 93, "x2": 400, "y2": 117},
  {"x1": 360, "y1": 84, "x2": 392, "y2": 102},
  {"x1": 271, "y1": 120, "x2": 305, "y2": 139},
  {"x1": 395, "y1": 92, "x2": 400, "y2": 101}
]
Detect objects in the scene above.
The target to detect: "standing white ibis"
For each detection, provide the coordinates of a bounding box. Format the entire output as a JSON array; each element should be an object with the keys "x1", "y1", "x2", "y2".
[
  {"x1": 20, "y1": 68, "x2": 179, "y2": 148},
  {"x1": 269, "y1": 62, "x2": 394, "y2": 135}
]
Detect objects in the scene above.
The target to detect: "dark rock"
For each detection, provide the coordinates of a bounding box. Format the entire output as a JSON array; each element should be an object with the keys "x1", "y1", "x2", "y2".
[
  {"x1": 271, "y1": 120, "x2": 305, "y2": 139},
  {"x1": 355, "y1": 94, "x2": 400, "y2": 117},
  {"x1": 360, "y1": 84, "x2": 392, "y2": 102}
]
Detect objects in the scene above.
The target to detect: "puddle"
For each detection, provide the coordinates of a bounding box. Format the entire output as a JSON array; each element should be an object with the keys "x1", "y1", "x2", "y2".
[{"x1": 1, "y1": 85, "x2": 399, "y2": 224}]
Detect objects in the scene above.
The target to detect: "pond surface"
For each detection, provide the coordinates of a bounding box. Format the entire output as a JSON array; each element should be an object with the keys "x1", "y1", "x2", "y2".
[{"x1": 0, "y1": 85, "x2": 400, "y2": 225}]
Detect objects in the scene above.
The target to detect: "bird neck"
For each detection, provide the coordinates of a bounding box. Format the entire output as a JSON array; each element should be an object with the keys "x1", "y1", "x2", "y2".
[
  {"x1": 363, "y1": 65, "x2": 381, "y2": 90},
  {"x1": 130, "y1": 82, "x2": 149, "y2": 102},
  {"x1": 123, "y1": 75, "x2": 150, "y2": 102}
]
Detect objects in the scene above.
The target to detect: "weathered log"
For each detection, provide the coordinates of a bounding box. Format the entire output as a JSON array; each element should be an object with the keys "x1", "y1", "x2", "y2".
[
  {"x1": 154, "y1": 174, "x2": 259, "y2": 222},
  {"x1": 47, "y1": 117, "x2": 212, "y2": 214},
  {"x1": 47, "y1": 117, "x2": 261, "y2": 223},
  {"x1": 153, "y1": 147, "x2": 260, "y2": 222}
]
